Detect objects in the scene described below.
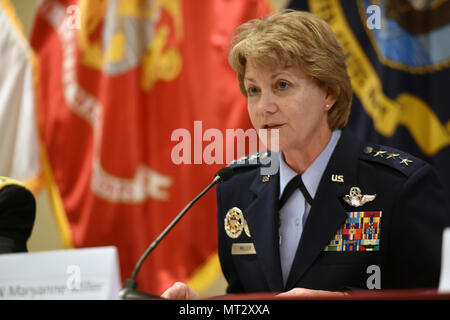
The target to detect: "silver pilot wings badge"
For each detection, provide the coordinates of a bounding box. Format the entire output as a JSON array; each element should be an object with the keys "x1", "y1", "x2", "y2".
[{"x1": 343, "y1": 187, "x2": 376, "y2": 207}]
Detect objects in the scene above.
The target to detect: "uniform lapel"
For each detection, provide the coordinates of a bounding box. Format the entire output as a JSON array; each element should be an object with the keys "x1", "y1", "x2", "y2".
[
  {"x1": 244, "y1": 168, "x2": 284, "y2": 292},
  {"x1": 285, "y1": 129, "x2": 362, "y2": 289}
]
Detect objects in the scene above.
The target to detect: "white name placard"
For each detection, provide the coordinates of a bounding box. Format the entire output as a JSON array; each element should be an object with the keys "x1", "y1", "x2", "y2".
[
  {"x1": 0, "y1": 246, "x2": 121, "y2": 300},
  {"x1": 439, "y1": 228, "x2": 450, "y2": 293}
]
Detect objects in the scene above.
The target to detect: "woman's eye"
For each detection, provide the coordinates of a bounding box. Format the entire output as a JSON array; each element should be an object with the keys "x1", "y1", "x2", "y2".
[
  {"x1": 247, "y1": 87, "x2": 260, "y2": 96},
  {"x1": 277, "y1": 81, "x2": 289, "y2": 89}
]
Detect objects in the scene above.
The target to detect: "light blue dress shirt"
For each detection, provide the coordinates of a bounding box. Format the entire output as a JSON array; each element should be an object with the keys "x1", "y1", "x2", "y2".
[{"x1": 278, "y1": 130, "x2": 342, "y2": 285}]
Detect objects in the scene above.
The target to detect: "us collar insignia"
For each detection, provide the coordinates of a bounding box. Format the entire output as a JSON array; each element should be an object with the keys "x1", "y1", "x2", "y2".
[
  {"x1": 225, "y1": 207, "x2": 245, "y2": 239},
  {"x1": 343, "y1": 187, "x2": 376, "y2": 207}
]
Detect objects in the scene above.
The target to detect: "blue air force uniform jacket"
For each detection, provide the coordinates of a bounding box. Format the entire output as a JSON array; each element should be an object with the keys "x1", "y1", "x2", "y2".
[{"x1": 216, "y1": 129, "x2": 450, "y2": 293}]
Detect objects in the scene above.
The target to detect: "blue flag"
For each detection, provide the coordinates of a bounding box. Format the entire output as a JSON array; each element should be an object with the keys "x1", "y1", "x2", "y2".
[{"x1": 288, "y1": 0, "x2": 450, "y2": 196}]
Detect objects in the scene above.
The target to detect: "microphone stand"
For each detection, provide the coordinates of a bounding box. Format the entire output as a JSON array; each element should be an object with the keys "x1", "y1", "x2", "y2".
[{"x1": 120, "y1": 174, "x2": 223, "y2": 300}]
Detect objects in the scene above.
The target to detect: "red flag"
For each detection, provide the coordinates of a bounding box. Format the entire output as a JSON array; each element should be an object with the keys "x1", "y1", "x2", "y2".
[{"x1": 31, "y1": 0, "x2": 270, "y2": 294}]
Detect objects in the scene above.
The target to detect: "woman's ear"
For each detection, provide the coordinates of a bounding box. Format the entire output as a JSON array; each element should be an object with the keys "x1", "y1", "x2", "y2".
[{"x1": 324, "y1": 86, "x2": 337, "y2": 110}]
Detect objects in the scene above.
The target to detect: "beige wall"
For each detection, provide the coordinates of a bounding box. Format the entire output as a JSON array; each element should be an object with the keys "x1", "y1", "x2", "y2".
[{"x1": 10, "y1": 0, "x2": 36, "y2": 37}]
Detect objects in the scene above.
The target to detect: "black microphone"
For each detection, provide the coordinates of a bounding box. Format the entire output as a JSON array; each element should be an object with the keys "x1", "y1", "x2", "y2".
[{"x1": 120, "y1": 166, "x2": 234, "y2": 299}]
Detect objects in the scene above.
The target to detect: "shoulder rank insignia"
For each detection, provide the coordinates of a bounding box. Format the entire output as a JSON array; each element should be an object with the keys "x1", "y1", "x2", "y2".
[
  {"x1": 362, "y1": 146, "x2": 415, "y2": 169},
  {"x1": 343, "y1": 187, "x2": 376, "y2": 207},
  {"x1": 225, "y1": 207, "x2": 245, "y2": 239},
  {"x1": 228, "y1": 151, "x2": 271, "y2": 167}
]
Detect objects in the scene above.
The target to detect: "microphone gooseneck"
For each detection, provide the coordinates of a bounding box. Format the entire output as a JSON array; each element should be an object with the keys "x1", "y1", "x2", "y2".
[{"x1": 120, "y1": 167, "x2": 234, "y2": 299}]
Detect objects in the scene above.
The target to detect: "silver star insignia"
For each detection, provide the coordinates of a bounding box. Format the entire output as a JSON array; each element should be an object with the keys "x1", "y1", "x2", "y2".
[
  {"x1": 399, "y1": 157, "x2": 413, "y2": 166},
  {"x1": 373, "y1": 150, "x2": 387, "y2": 157},
  {"x1": 386, "y1": 153, "x2": 400, "y2": 159}
]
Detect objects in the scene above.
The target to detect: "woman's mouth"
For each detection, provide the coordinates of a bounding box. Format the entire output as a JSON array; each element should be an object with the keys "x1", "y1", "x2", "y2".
[{"x1": 263, "y1": 123, "x2": 284, "y2": 130}]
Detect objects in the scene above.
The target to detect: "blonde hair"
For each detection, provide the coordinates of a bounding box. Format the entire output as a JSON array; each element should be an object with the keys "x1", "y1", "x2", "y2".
[{"x1": 228, "y1": 10, "x2": 353, "y2": 130}]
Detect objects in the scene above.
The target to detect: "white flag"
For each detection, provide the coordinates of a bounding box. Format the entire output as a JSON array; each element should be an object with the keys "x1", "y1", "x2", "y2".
[{"x1": 0, "y1": 0, "x2": 41, "y2": 186}]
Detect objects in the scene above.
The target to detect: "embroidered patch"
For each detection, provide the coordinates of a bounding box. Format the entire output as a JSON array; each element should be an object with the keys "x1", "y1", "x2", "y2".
[{"x1": 324, "y1": 211, "x2": 382, "y2": 252}]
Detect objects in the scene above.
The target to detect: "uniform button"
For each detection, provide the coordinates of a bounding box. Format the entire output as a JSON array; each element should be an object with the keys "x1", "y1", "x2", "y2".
[
  {"x1": 295, "y1": 219, "x2": 300, "y2": 226},
  {"x1": 363, "y1": 146, "x2": 373, "y2": 154}
]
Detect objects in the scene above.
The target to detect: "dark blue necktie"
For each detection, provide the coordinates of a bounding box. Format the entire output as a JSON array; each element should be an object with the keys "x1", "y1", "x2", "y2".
[{"x1": 279, "y1": 175, "x2": 313, "y2": 209}]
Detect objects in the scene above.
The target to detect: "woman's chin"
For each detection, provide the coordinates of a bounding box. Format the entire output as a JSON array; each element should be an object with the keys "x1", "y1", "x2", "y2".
[{"x1": 260, "y1": 142, "x2": 285, "y2": 153}]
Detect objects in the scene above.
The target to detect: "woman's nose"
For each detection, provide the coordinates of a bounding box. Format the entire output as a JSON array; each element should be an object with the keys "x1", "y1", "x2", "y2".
[{"x1": 257, "y1": 90, "x2": 277, "y2": 114}]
